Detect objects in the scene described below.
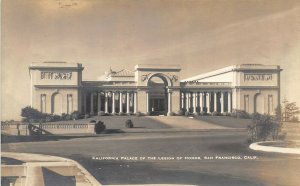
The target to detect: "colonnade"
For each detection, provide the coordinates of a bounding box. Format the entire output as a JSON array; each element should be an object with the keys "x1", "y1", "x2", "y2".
[
  {"x1": 145, "y1": 90, "x2": 173, "y2": 115},
  {"x1": 181, "y1": 91, "x2": 232, "y2": 114},
  {"x1": 83, "y1": 91, "x2": 137, "y2": 114}
]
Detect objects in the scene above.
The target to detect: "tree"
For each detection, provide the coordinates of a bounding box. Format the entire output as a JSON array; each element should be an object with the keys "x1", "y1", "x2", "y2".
[{"x1": 282, "y1": 99, "x2": 300, "y2": 122}]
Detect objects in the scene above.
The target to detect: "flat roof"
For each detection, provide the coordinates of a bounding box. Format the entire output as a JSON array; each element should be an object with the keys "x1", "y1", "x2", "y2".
[
  {"x1": 181, "y1": 64, "x2": 281, "y2": 82},
  {"x1": 135, "y1": 64, "x2": 181, "y2": 71},
  {"x1": 29, "y1": 62, "x2": 83, "y2": 70}
]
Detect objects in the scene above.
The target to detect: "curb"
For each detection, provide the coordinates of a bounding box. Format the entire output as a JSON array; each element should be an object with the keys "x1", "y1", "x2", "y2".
[
  {"x1": 1, "y1": 152, "x2": 102, "y2": 186},
  {"x1": 249, "y1": 141, "x2": 300, "y2": 155}
]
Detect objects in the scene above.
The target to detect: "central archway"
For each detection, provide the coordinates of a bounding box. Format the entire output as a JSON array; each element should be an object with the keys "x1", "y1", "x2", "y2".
[{"x1": 147, "y1": 74, "x2": 170, "y2": 115}]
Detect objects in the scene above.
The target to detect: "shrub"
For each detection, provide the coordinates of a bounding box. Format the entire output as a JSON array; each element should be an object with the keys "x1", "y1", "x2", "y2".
[
  {"x1": 168, "y1": 112, "x2": 176, "y2": 116},
  {"x1": 45, "y1": 115, "x2": 53, "y2": 122},
  {"x1": 230, "y1": 112, "x2": 237, "y2": 118},
  {"x1": 199, "y1": 111, "x2": 206, "y2": 116},
  {"x1": 79, "y1": 114, "x2": 85, "y2": 119},
  {"x1": 193, "y1": 112, "x2": 199, "y2": 116},
  {"x1": 98, "y1": 111, "x2": 106, "y2": 116},
  {"x1": 176, "y1": 110, "x2": 184, "y2": 116},
  {"x1": 53, "y1": 115, "x2": 62, "y2": 122},
  {"x1": 94, "y1": 121, "x2": 106, "y2": 134},
  {"x1": 84, "y1": 113, "x2": 90, "y2": 119},
  {"x1": 135, "y1": 112, "x2": 142, "y2": 117},
  {"x1": 125, "y1": 119, "x2": 134, "y2": 128},
  {"x1": 61, "y1": 113, "x2": 67, "y2": 120},
  {"x1": 145, "y1": 112, "x2": 150, "y2": 116},
  {"x1": 222, "y1": 112, "x2": 231, "y2": 116},
  {"x1": 184, "y1": 111, "x2": 190, "y2": 117},
  {"x1": 71, "y1": 111, "x2": 80, "y2": 120},
  {"x1": 119, "y1": 112, "x2": 126, "y2": 116},
  {"x1": 247, "y1": 112, "x2": 282, "y2": 142},
  {"x1": 21, "y1": 106, "x2": 44, "y2": 121},
  {"x1": 232, "y1": 109, "x2": 250, "y2": 119},
  {"x1": 212, "y1": 111, "x2": 220, "y2": 116},
  {"x1": 65, "y1": 114, "x2": 72, "y2": 120}
]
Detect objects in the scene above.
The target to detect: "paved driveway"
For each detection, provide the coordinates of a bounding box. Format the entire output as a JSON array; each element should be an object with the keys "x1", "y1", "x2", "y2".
[{"x1": 2, "y1": 130, "x2": 300, "y2": 186}]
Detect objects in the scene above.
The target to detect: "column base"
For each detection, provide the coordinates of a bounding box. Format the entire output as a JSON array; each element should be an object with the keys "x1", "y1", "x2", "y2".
[{"x1": 167, "y1": 112, "x2": 174, "y2": 116}]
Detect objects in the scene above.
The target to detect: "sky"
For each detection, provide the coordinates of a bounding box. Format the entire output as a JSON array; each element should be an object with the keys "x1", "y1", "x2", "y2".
[{"x1": 2, "y1": 0, "x2": 300, "y2": 120}]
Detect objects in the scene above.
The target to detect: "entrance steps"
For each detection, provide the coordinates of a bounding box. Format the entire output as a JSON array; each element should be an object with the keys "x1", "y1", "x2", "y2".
[{"x1": 147, "y1": 116, "x2": 227, "y2": 130}]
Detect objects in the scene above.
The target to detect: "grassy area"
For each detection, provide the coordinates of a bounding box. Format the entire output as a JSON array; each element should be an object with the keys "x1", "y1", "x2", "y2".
[{"x1": 47, "y1": 115, "x2": 171, "y2": 129}]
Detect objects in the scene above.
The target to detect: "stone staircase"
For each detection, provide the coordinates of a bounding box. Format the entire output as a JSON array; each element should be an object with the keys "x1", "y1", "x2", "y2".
[{"x1": 1, "y1": 152, "x2": 101, "y2": 186}]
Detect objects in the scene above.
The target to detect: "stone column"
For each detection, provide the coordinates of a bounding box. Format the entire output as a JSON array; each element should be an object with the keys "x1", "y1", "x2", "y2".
[
  {"x1": 97, "y1": 92, "x2": 101, "y2": 113},
  {"x1": 199, "y1": 92, "x2": 203, "y2": 112},
  {"x1": 181, "y1": 92, "x2": 184, "y2": 109},
  {"x1": 221, "y1": 92, "x2": 224, "y2": 113},
  {"x1": 105, "y1": 92, "x2": 108, "y2": 113},
  {"x1": 25, "y1": 165, "x2": 45, "y2": 186},
  {"x1": 126, "y1": 92, "x2": 130, "y2": 114},
  {"x1": 146, "y1": 91, "x2": 149, "y2": 113},
  {"x1": 90, "y1": 92, "x2": 94, "y2": 115},
  {"x1": 112, "y1": 92, "x2": 116, "y2": 114},
  {"x1": 206, "y1": 92, "x2": 211, "y2": 113},
  {"x1": 228, "y1": 92, "x2": 232, "y2": 113},
  {"x1": 119, "y1": 92, "x2": 123, "y2": 113},
  {"x1": 167, "y1": 90, "x2": 172, "y2": 116},
  {"x1": 134, "y1": 92, "x2": 137, "y2": 114},
  {"x1": 83, "y1": 92, "x2": 87, "y2": 113},
  {"x1": 214, "y1": 92, "x2": 217, "y2": 112},
  {"x1": 185, "y1": 93, "x2": 189, "y2": 112},
  {"x1": 193, "y1": 92, "x2": 197, "y2": 114}
]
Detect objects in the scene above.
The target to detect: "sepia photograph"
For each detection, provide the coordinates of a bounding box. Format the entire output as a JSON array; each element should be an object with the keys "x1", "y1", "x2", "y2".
[{"x1": 1, "y1": 0, "x2": 300, "y2": 185}]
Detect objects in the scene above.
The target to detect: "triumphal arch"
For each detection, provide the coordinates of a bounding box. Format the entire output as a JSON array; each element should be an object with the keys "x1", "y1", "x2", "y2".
[{"x1": 29, "y1": 62, "x2": 282, "y2": 116}]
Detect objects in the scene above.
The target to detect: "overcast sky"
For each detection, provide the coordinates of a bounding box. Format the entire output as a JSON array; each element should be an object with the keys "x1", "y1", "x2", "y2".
[{"x1": 2, "y1": 0, "x2": 300, "y2": 120}]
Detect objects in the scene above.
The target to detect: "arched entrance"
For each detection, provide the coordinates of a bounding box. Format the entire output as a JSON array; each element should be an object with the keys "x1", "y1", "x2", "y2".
[{"x1": 147, "y1": 75, "x2": 169, "y2": 115}]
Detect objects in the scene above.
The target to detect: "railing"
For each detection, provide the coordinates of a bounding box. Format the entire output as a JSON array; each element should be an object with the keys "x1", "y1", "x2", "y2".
[
  {"x1": 37, "y1": 123, "x2": 89, "y2": 129},
  {"x1": 181, "y1": 82, "x2": 232, "y2": 87},
  {"x1": 1, "y1": 122, "x2": 94, "y2": 135}
]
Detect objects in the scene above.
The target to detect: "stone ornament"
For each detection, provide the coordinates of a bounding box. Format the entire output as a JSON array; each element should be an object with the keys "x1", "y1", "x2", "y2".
[
  {"x1": 41, "y1": 72, "x2": 72, "y2": 80},
  {"x1": 141, "y1": 73, "x2": 151, "y2": 81}
]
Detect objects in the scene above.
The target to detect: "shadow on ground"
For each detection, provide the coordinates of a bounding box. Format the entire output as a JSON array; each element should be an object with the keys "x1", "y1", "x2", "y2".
[
  {"x1": 1, "y1": 157, "x2": 24, "y2": 165},
  {"x1": 1, "y1": 134, "x2": 113, "y2": 144}
]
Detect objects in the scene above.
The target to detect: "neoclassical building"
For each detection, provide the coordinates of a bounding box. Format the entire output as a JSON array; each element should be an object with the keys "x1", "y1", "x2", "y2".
[{"x1": 29, "y1": 62, "x2": 282, "y2": 116}]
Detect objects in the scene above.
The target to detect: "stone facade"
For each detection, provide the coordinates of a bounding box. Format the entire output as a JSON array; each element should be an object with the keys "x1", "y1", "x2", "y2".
[{"x1": 29, "y1": 62, "x2": 282, "y2": 116}]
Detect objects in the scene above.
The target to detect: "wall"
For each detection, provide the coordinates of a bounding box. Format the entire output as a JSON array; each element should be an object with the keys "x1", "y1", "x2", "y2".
[{"x1": 30, "y1": 62, "x2": 83, "y2": 114}]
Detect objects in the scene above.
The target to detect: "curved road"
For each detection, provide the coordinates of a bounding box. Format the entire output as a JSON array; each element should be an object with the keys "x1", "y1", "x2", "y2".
[{"x1": 2, "y1": 131, "x2": 300, "y2": 186}]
